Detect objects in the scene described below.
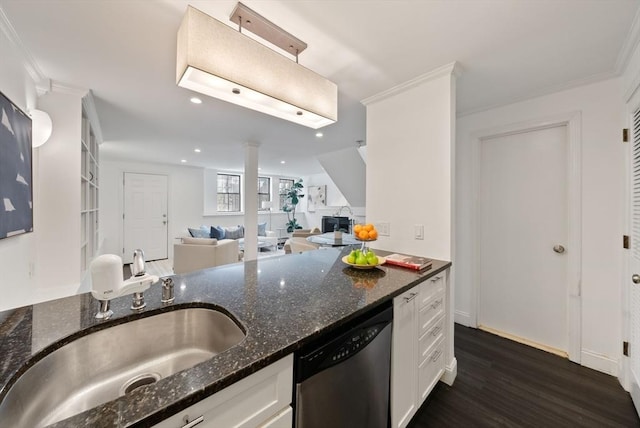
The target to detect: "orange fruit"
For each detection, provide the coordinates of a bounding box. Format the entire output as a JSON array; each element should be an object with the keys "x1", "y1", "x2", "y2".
[
  {"x1": 358, "y1": 230, "x2": 369, "y2": 240},
  {"x1": 368, "y1": 230, "x2": 378, "y2": 239},
  {"x1": 353, "y1": 224, "x2": 362, "y2": 234},
  {"x1": 365, "y1": 223, "x2": 374, "y2": 232}
]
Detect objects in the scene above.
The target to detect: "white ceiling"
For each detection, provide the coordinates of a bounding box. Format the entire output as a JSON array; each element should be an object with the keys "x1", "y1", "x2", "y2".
[{"x1": 1, "y1": 0, "x2": 638, "y2": 177}]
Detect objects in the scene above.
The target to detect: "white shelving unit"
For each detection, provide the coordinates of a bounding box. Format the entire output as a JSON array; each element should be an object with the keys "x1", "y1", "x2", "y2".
[{"x1": 80, "y1": 102, "x2": 100, "y2": 274}]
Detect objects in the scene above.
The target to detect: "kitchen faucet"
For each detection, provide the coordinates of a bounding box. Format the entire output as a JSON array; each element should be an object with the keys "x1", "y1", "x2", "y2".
[
  {"x1": 334, "y1": 205, "x2": 353, "y2": 217},
  {"x1": 90, "y1": 249, "x2": 159, "y2": 319}
]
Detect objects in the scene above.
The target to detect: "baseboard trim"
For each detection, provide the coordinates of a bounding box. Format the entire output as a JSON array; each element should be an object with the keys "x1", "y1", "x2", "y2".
[
  {"x1": 441, "y1": 357, "x2": 457, "y2": 386},
  {"x1": 581, "y1": 349, "x2": 619, "y2": 376},
  {"x1": 478, "y1": 325, "x2": 568, "y2": 358},
  {"x1": 454, "y1": 310, "x2": 472, "y2": 327}
]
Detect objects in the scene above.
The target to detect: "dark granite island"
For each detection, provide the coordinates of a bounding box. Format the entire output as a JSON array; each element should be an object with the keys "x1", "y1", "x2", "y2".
[{"x1": 0, "y1": 247, "x2": 451, "y2": 427}]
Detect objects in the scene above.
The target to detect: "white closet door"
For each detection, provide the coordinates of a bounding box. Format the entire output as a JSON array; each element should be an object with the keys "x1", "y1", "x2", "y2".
[
  {"x1": 479, "y1": 125, "x2": 568, "y2": 353},
  {"x1": 123, "y1": 173, "x2": 168, "y2": 263}
]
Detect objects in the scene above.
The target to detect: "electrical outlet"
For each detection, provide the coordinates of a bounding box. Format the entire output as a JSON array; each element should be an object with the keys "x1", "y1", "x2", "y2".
[
  {"x1": 414, "y1": 224, "x2": 424, "y2": 240},
  {"x1": 377, "y1": 222, "x2": 390, "y2": 236}
]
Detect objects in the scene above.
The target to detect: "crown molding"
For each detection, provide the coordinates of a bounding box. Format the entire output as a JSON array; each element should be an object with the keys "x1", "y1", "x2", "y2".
[
  {"x1": 81, "y1": 90, "x2": 104, "y2": 144},
  {"x1": 361, "y1": 61, "x2": 462, "y2": 106},
  {"x1": 615, "y1": 6, "x2": 640, "y2": 75},
  {"x1": 50, "y1": 81, "x2": 88, "y2": 97},
  {"x1": 0, "y1": 5, "x2": 48, "y2": 86},
  {"x1": 457, "y1": 69, "x2": 617, "y2": 118}
]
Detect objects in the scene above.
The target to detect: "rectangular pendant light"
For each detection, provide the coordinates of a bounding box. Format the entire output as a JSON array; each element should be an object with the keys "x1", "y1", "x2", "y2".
[{"x1": 176, "y1": 6, "x2": 337, "y2": 129}]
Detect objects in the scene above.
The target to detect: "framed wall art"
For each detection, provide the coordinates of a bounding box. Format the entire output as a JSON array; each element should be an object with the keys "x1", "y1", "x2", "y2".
[{"x1": 0, "y1": 90, "x2": 33, "y2": 240}]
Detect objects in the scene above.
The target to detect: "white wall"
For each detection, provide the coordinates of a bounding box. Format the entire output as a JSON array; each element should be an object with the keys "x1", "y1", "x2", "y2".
[
  {"x1": 303, "y1": 171, "x2": 365, "y2": 230},
  {"x1": 455, "y1": 78, "x2": 626, "y2": 375},
  {"x1": 34, "y1": 90, "x2": 83, "y2": 297},
  {"x1": 0, "y1": 19, "x2": 38, "y2": 311},
  {"x1": 0, "y1": 22, "x2": 87, "y2": 311},
  {"x1": 364, "y1": 65, "x2": 457, "y2": 261}
]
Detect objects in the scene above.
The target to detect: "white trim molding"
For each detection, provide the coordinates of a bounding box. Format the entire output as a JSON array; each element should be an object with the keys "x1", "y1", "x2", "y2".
[
  {"x1": 581, "y1": 349, "x2": 619, "y2": 377},
  {"x1": 441, "y1": 357, "x2": 457, "y2": 386},
  {"x1": 469, "y1": 111, "x2": 583, "y2": 364},
  {"x1": 81, "y1": 90, "x2": 104, "y2": 144},
  {"x1": 361, "y1": 61, "x2": 462, "y2": 106},
  {"x1": 454, "y1": 310, "x2": 472, "y2": 327},
  {"x1": 616, "y1": 7, "x2": 640, "y2": 76},
  {"x1": 0, "y1": 5, "x2": 47, "y2": 85}
]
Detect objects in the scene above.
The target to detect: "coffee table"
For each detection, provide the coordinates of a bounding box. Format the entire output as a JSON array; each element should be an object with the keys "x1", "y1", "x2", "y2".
[
  {"x1": 239, "y1": 240, "x2": 273, "y2": 252},
  {"x1": 307, "y1": 233, "x2": 359, "y2": 247}
]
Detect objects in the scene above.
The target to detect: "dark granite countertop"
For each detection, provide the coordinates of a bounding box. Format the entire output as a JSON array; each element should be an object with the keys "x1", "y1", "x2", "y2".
[{"x1": 0, "y1": 247, "x2": 451, "y2": 427}]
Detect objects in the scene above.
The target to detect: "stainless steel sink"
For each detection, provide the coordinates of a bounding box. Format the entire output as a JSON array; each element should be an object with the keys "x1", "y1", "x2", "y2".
[{"x1": 0, "y1": 307, "x2": 246, "y2": 427}]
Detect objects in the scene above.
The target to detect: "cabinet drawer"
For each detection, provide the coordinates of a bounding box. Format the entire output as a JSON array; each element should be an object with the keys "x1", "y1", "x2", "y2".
[
  {"x1": 418, "y1": 337, "x2": 445, "y2": 404},
  {"x1": 419, "y1": 274, "x2": 445, "y2": 309},
  {"x1": 418, "y1": 315, "x2": 445, "y2": 365},
  {"x1": 259, "y1": 406, "x2": 292, "y2": 428},
  {"x1": 154, "y1": 355, "x2": 293, "y2": 428},
  {"x1": 418, "y1": 292, "x2": 445, "y2": 337}
]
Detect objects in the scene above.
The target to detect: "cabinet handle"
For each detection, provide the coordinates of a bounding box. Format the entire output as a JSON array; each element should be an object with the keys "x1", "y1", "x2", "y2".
[
  {"x1": 430, "y1": 276, "x2": 442, "y2": 282},
  {"x1": 181, "y1": 415, "x2": 204, "y2": 428},
  {"x1": 431, "y1": 299, "x2": 443, "y2": 309},
  {"x1": 431, "y1": 350, "x2": 442, "y2": 362},
  {"x1": 404, "y1": 292, "x2": 418, "y2": 303},
  {"x1": 431, "y1": 326, "x2": 442, "y2": 336}
]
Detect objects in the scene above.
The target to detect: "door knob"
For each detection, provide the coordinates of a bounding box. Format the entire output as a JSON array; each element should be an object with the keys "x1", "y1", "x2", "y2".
[
  {"x1": 553, "y1": 245, "x2": 565, "y2": 254},
  {"x1": 163, "y1": 221, "x2": 167, "y2": 225},
  {"x1": 633, "y1": 274, "x2": 640, "y2": 284}
]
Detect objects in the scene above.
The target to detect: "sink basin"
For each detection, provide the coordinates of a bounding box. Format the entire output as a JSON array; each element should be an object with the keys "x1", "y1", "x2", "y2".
[{"x1": 0, "y1": 306, "x2": 246, "y2": 427}]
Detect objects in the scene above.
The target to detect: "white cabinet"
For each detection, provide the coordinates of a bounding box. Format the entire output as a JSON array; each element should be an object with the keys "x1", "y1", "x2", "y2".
[
  {"x1": 391, "y1": 270, "x2": 449, "y2": 428},
  {"x1": 155, "y1": 354, "x2": 293, "y2": 428},
  {"x1": 391, "y1": 288, "x2": 418, "y2": 428}
]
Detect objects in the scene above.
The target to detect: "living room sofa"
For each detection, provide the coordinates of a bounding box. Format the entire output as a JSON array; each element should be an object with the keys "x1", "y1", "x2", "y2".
[
  {"x1": 189, "y1": 224, "x2": 278, "y2": 250},
  {"x1": 173, "y1": 237, "x2": 239, "y2": 274}
]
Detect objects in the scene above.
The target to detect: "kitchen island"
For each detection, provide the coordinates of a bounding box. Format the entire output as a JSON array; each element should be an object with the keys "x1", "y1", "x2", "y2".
[{"x1": 0, "y1": 247, "x2": 452, "y2": 427}]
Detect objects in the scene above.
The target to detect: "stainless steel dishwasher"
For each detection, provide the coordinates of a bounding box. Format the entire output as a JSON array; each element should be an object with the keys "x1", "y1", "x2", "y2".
[{"x1": 294, "y1": 303, "x2": 393, "y2": 428}]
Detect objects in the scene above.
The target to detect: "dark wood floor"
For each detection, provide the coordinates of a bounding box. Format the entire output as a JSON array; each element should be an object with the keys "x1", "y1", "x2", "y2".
[{"x1": 409, "y1": 324, "x2": 640, "y2": 428}]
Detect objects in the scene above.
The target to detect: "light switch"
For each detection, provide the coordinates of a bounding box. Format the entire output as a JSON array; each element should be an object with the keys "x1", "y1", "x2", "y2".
[
  {"x1": 377, "y1": 222, "x2": 390, "y2": 236},
  {"x1": 414, "y1": 224, "x2": 424, "y2": 240}
]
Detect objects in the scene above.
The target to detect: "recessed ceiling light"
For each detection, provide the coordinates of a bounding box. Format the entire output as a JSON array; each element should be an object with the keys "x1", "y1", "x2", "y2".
[
  {"x1": 194, "y1": 148, "x2": 201, "y2": 153},
  {"x1": 181, "y1": 159, "x2": 187, "y2": 163},
  {"x1": 190, "y1": 97, "x2": 202, "y2": 104},
  {"x1": 315, "y1": 132, "x2": 323, "y2": 138},
  {"x1": 280, "y1": 160, "x2": 286, "y2": 164}
]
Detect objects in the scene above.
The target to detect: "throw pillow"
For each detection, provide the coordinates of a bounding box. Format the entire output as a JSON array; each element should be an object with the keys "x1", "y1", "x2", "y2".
[
  {"x1": 224, "y1": 226, "x2": 244, "y2": 240},
  {"x1": 258, "y1": 222, "x2": 267, "y2": 236},
  {"x1": 188, "y1": 227, "x2": 211, "y2": 238},
  {"x1": 181, "y1": 237, "x2": 217, "y2": 245},
  {"x1": 210, "y1": 225, "x2": 225, "y2": 240}
]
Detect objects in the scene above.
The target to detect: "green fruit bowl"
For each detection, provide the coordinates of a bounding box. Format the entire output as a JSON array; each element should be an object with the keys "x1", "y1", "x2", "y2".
[{"x1": 342, "y1": 255, "x2": 387, "y2": 270}]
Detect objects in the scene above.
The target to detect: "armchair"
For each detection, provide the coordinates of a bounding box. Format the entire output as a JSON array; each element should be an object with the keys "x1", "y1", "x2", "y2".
[
  {"x1": 173, "y1": 238, "x2": 239, "y2": 274},
  {"x1": 284, "y1": 228, "x2": 321, "y2": 254}
]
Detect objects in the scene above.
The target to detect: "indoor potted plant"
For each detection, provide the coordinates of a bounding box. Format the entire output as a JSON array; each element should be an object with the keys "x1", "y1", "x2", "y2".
[{"x1": 282, "y1": 179, "x2": 305, "y2": 232}]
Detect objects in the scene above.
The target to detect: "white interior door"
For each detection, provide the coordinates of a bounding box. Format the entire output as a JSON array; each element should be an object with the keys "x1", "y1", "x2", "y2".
[
  {"x1": 629, "y1": 106, "x2": 640, "y2": 413},
  {"x1": 479, "y1": 125, "x2": 568, "y2": 353},
  {"x1": 123, "y1": 173, "x2": 168, "y2": 263}
]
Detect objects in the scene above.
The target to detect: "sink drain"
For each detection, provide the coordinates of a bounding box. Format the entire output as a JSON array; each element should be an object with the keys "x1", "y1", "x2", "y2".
[{"x1": 120, "y1": 373, "x2": 161, "y2": 395}]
